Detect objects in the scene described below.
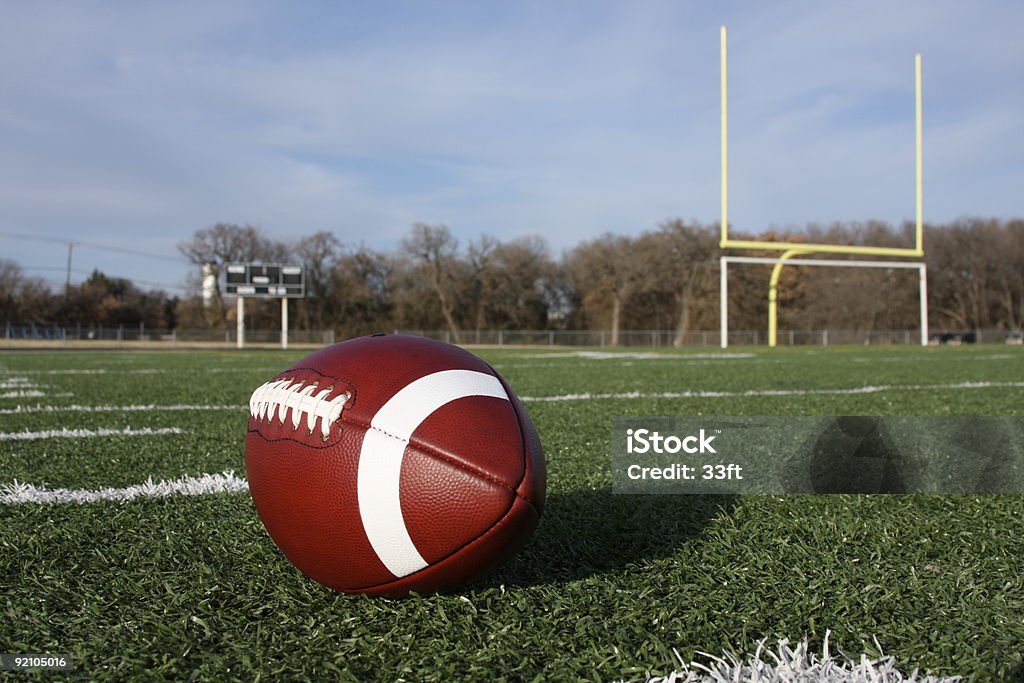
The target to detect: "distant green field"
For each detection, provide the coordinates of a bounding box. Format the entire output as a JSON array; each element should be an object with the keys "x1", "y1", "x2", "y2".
[{"x1": 1, "y1": 344, "x2": 1022, "y2": 680}]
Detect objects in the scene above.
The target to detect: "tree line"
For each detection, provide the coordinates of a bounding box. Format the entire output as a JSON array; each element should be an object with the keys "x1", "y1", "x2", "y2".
[{"x1": 3, "y1": 217, "x2": 1022, "y2": 341}]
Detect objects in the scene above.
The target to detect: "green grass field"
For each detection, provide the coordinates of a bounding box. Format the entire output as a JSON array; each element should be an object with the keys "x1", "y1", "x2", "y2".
[{"x1": 1, "y1": 344, "x2": 1023, "y2": 681}]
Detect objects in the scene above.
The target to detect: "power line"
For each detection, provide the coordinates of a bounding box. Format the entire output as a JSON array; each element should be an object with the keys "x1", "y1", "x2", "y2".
[
  {"x1": 19, "y1": 266, "x2": 189, "y2": 293},
  {"x1": 0, "y1": 231, "x2": 186, "y2": 263}
]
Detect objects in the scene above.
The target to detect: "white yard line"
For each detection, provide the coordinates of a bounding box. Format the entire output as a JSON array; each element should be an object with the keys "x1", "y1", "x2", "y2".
[
  {"x1": 0, "y1": 367, "x2": 279, "y2": 376},
  {"x1": 208, "y1": 366, "x2": 284, "y2": 373},
  {"x1": 0, "y1": 404, "x2": 243, "y2": 415},
  {"x1": 518, "y1": 351, "x2": 756, "y2": 360},
  {"x1": 0, "y1": 390, "x2": 73, "y2": 399},
  {"x1": 7, "y1": 369, "x2": 109, "y2": 375},
  {"x1": 0, "y1": 368, "x2": 167, "y2": 375},
  {"x1": 648, "y1": 632, "x2": 961, "y2": 683},
  {"x1": 2, "y1": 380, "x2": 1021, "y2": 411},
  {"x1": 520, "y1": 380, "x2": 1024, "y2": 402},
  {"x1": 0, "y1": 426, "x2": 184, "y2": 441},
  {"x1": 0, "y1": 471, "x2": 248, "y2": 505},
  {"x1": 0, "y1": 378, "x2": 37, "y2": 389},
  {"x1": 494, "y1": 359, "x2": 744, "y2": 370},
  {"x1": 850, "y1": 353, "x2": 1017, "y2": 363}
]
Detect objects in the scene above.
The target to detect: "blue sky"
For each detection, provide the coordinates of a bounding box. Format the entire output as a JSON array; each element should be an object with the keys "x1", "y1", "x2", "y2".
[{"x1": 1, "y1": 1, "x2": 1022, "y2": 292}]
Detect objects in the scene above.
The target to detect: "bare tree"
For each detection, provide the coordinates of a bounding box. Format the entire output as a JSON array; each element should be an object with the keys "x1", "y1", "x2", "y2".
[
  {"x1": 402, "y1": 223, "x2": 463, "y2": 343},
  {"x1": 567, "y1": 234, "x2": 641, "y2": 345},
  {"x1": 293, "y1": 231, "x2": 342, "y2": 329},
  {"x1": 0, "y1": 259, "x2": 53, "y2": 323},
  {"x1": 642, "y1": 221, "x2": 720, "y2": 346},
  {"x1": 467, "y1": 235, "x2": 498, "y2": 337},
  {"x1": 10, "y1": 215, "x2": 1024, "y2": 338},
  {"x1": 177, "y1": 223, "x2": 288, "y2": 327},
  {"x1": 485, "y1": 236, "x2": 553, "y2": 330},
  {"x1": 334, "y1": 246, "x2": 394, "y2": 337}
]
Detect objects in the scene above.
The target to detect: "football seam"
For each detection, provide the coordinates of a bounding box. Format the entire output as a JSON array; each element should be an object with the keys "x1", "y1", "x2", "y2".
[
  {"x1": 264, "y1": 364, "x2": 533, "y2": 494},
  {"x1": 348, "y1": 415, "x2": 532, "y2": 502},
  {"x1": 249, "y1": 419, "x2": 541, "y2": 592},
  {"x1": 247, "y1": 413, "x2": 537, "y2": 503},
  {"x1": 486, "y1": 362, "x2": 535, "y2": 496},
  {"x1": 245, "y1": 427, "x2": 342, "y2": 449},
  {"x1": 350, "y1": 487, "x2": 540, "y2": 592}
]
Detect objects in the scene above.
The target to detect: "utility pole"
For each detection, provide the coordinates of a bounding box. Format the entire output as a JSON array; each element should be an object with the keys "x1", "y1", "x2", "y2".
[{"x1": 65, "y1": 242, "x2": 74, "y2": 295}]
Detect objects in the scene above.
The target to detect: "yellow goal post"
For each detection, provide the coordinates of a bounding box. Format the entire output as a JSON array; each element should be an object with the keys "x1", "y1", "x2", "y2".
[
  {"x1": 716, "y1": 26, "x2": 928, "y2": 347},
  {"x1": 719, "y1": 25, "x2": 925, "y2": 258},
  {"x1": 719, "y1": 255, "x2": 929, "y2": 348}
]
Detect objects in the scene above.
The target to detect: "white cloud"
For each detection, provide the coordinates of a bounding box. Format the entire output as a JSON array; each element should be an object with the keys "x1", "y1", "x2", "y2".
[{"x1": 0, "y1": 0, "x2": 1021, "y2": 288}]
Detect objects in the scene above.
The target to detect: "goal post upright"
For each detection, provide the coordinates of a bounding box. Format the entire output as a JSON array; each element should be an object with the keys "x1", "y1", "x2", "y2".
[
  {"x1": 916, "y1": 52, "x2": 923, "y2": 256},
  {"x1": 720, "y1": 256, "x2": 728, "y2": 348},
  {"x1": 721, "y1": 25, "x2": 729, "y2": 250},
  {"x1": 918, "y1": 263, "x2": 929, "y2": 346},
  {"x1": 237, "y1": 296, "x2": 245, "y2": 350}
]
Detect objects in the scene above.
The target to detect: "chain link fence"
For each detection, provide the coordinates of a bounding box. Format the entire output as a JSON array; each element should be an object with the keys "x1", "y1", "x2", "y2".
[
  {"x1": 393, "y1": 328, "x2": 1021, "y2": 347},
  {"x1": 3, "y1": 322, "x2": 1020, "y2": 348},
  {"x1": 2, "y1": 322, "x2": 335, "y2": 347}
]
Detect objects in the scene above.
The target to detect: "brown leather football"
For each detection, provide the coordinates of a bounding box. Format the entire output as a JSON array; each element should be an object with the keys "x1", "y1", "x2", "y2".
[{"x1": 245, "y1": 334, "x2": 545, "y2": 596}]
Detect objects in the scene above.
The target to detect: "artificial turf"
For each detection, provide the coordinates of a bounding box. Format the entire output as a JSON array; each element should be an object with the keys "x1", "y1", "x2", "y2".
[{"x1": 1, "y1": 344, "x2": 1022, "y2": 680}]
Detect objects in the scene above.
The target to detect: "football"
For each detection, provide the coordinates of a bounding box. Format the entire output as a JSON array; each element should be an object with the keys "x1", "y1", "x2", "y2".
[{"x1": 245, "y1": 333, "x2": 546, "y2": 596}]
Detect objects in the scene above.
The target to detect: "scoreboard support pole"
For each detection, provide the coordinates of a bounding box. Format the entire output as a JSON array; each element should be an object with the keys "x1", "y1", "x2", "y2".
[
  {"x1": 237, "y1": 296, "x2": 245, "y2": 350},
  {"x1": 281, "y1": 297, "x2": 288, "y2": 350}
]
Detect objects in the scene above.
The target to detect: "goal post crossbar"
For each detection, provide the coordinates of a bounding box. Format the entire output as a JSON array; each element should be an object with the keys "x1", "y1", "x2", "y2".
[
  {"x1": 719, "y1": 256, "x2": 929, "y2": 348},
  {"x1": 724, "y1": 256, "x2": 925, "y2": 270}
]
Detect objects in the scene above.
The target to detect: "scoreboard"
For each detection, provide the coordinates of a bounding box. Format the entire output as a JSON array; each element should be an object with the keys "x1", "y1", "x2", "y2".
[{"x1": 225, "y1": 263, "x2": 305, "y2": 298}]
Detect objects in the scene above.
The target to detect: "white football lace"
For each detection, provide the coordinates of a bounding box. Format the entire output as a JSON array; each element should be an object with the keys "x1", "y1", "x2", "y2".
[{"x1": 249, "y1": 379, "x2": 350, "y2": 440}]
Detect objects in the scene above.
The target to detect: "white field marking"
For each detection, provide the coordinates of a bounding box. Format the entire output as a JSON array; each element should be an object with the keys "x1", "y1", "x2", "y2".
[
  {"x1": 0, "y1": 471, "x2": 248, "y2": 505},
  {"x1": 0, "y1": 378, "x2": 37, "y2": 389},
  {"x1": 648, "y1": 631, "x2": 961, "y2": 683},
  {"x1": 851, "y1": 353, "x2": 1016, "y2": 363},
  {"x1": 0, "y1": 403, "x2": 243, "y2": 415},
  {"x1": 0, "y1": 368, "x2": 166, "y2": 376},
  {"x1": 0, "y1": 367, "x2": 280, "y2": 376},
  {"x1": 493, "y1": 359, "x2": 743, "y2": 370},
  {"x1": 358, "y1": 369, "x2": 509, "y2": 579},
  {"x1": 520, "y1": 380, "x2": 1024, "y2": 403},
  {"x1": 517, "y1": 351, "x2": 756, "y2": 360},
  {"x1": 0, "y1": 426, "x2": 184, "y2": 441},
  {"x1": 0, "y1": 390, "x2": 74, "y2": 399},
  {"x1": 6, "y1": 368, "x2": 109, "y2": 375},
  {"x1": 209, "y1": 366, "x2": 284, "y2": 373},
  {"x1": 0, "y1": 379, "x2": 73, "y2": 401}
]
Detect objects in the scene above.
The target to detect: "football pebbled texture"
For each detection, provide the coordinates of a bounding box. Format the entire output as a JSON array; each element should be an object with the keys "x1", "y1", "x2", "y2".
[{"x1": 245, "y1": 334, "x2": 545, "y2": 597}]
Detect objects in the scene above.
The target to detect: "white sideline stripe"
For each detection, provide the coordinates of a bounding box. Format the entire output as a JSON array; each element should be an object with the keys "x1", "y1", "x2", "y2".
[
  {"x1": 521, "y1": 380, "x2": 1024, "y2": 402},
  {"x1": 0, "y1": 404, "x2": 242, "y2": 415},
  {"x1": 0, "y1": 471, "x2": 248, "y2": 505},
  {"x1": 0, "y1": 426, "x2": 184, "y2": 441},
  {"x1": 358, "y1": 369, "x2": 509, "y2": 579}
]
